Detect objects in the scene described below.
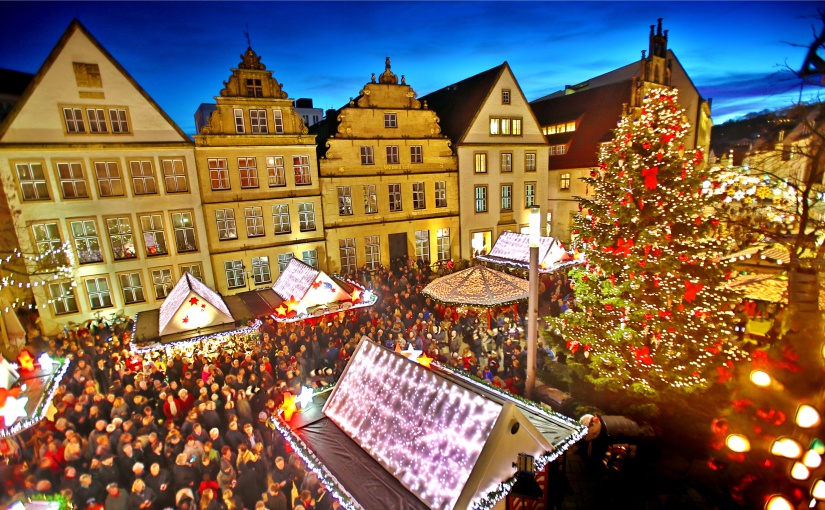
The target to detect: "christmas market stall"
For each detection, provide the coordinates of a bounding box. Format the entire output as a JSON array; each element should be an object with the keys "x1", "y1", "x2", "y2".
[
  {"x1": 130, "y1": 272, "x2": 261, "y2": 357},
  {"x1": 269, "y1": 258, "x2": 377, "y2": 322},
  {"x1": 272, "y1": 337, "x2": 585, "y2": 510},
  {"x1": 476, "y1": 231, "x2": 581, "y2": 274}
]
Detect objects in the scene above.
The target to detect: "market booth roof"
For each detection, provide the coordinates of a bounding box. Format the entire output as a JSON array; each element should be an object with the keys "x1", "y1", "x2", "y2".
[
  {"x1": 475, "y1": 232, "x2": 580, "y2": 273},
  {"x1": 281, "y1": 338, "x2": 585, "y2": 510},
  {"x1": 422, "y1": 265, "x2": 529, "y2": 307}
]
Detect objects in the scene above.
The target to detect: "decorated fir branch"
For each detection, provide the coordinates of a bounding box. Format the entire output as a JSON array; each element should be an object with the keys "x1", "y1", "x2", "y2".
[{"x1": 549, "y1": 87, "x2": 746, "y2": 397}]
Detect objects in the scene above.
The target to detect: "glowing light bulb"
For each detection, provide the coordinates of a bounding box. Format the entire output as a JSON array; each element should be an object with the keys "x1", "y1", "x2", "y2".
[
  {"x1": 771, "y1": 437, "x2": 803, "y2": 459},
  {"x1": 791, "y1": 462, "x2": 811, "y2": 480},
  {"x1": 803, "y1": 449, "x2": 822, "y2": 469},
  {"x1": 765, "y1": 495, "x2": 792, "y2": 510},
  {"x1": 726, "y1": 434, "x2": 750, "y2": 453},
  {"x1": 812, "y1": 479, "x2": 825, "y2": 500},
  {"x1": 750, "y1": 370, "x2": 772, "y2": 387},
  {"x1": 796, "y1": 405, "x2": 821, "y2": 428}
]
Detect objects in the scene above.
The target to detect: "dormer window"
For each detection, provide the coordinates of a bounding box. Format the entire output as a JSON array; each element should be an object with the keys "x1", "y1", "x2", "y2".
[
  {"x1": 246, "y1": 78, "x2": 263, "y2": 97},
  {"x1": 502, "y1": 90, "x2": 511, "y2": 104},
  {"x1": 542, "y1": 121, "x2": 577, "y2": 135}
]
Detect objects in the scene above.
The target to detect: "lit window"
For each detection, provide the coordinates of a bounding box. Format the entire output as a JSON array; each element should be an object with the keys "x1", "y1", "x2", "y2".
[
  {"x1": 361, "y1": 146, "x2": 374, "y2": 165},
  {"x1": 109, "y1": 109, "x2": 129, "y2": 133},
  {"x1": 525, "y1": 153, "x2": 536, "y2": 172},
  {"x1": 129, "y1": 161, "x2": 157, "y2": 195},
  {"x1": 57, "y1": 162, "x2": 87, "y2": 199},
  {"x1": 119, "y1": 272, "x2": 145, "y2": 304},
  {"x1": 525, "y1": 183, "x2": 536, "y2": 208},
  {"x1": 87, "y1": 108, "x2": 107, "y2": 133},
  {"x1": 415, "y1": 230, "x2": 430, "y2": 263},
  {"x1": 272, "y1": 109, "x2": 284, "y2": 134},
  {"x1": 298, "y1": 202, "x2": 316, "y2": 231},
  {"x1": 234, "y1": 108, "x2": 245, "y2": 134},
  {"x1": 272, "y1": 204, "x2": 291, "y2": 234},
  {"x1": 436, "y1": 228, "x2": 450, "y2": 262},
  {"x1": 411, "y1": 145, "x2": 423, "y2": 164},
  {"x1": 277, "y1": 253, "x2": 292, "y2": 274},
  {"x1": 389, "y1": 183, "x2": 402, "y2": 211},
  {"x1": 151, "y1": 268, "x2": 173, "y2": 299},
  {"x1": 238, "y1": 157, "x2": 259, "y2": 188},
  {"x1": 252, "y1": 256, "x2": 271, "y2": 285},
  {"x1": 435, "y1": 181, "x2": 447, "y2": 208},
  {"x1": 245, "y1": 206, "x2": 265, "y2": 237},
  {"x1": 250, "y1": 109, "x2": 268, "y2": 134},
  {"x1": 16, "y1": 163, "x2": 49, "y2": 201},
  {"x1": 161, "y1": 159, "x2": 188, "y2": 193},
  {"x1": 302, "y1": 249, "x2": 318, "y2": 268},
  {"x1": 385, "y1": 113, "x2": 397, "y2": 128},
  {"x1": 550, "y1": 144, "x2": 567, "y2": 156},
  {"x1": 560, "y1": 173, "x2": 571, "y2": 190},
  {"x1": 501, "y1": 185, "x2": 512, "y2": 211},
  {"x1": 208, "y1": 158, "x2": 230, "y2": 190},
  {"x1": 386, "y1": 146, "x2": 400, "y2": 164},
  {"x1": 180, "y1": 263, "x2": 203, "y2": 281},
  {"x1": 475, "y1": 186, "x2": 487, "y2": 213},
  {"x1": 293, "y1": 155, "x2": 311, "y2": 185},
  {"x1": 171, "y1": 212, "x2": 197, "y2": 252},
  {"x1": 365, "y1": 235, "x2": 380, "y2": 270},
  {"x1": 94, "y1": 162, "x2": 123, "y2": 197},
  {"x1": 216, "y1": 209, "x2": 237, "y2": 240},
  {"x1": 267, "y1": 156, "x2": 286, "y2": 187},
  {"x1": 501, "y1": 153, "x2": 512, "y2": 172},
  {"x1": 475, "y1": 153, "x2": 487, "y2": 173},
  {"x1": 107, "y1": 217, "x2": 136, "y2": 260},
  {"x1": 140, "y1": 214, "x2": 167, "y2": 256},
  {"x1": 338, "y1": 186, "x2": 353, "y2": 216},
  {"x1": 33, "y1": 222, "x2": 62, "y2": 261},
  {"x1": 63, "y1": 108, "x2": 85, "y2": 133},
  {"x1": 225, "y1": 260, "x2": 245, "y2": 289},
  {"x1": 49, "y1": 281, "x2": 78, "y2": 314},
  {"x1": 85, "y1": 277, "x2": 112, "y2": 309},
  {"x1": 490, "y1": 117, "x2": 522, "y2": 136},
  {"x1": 413, "y1": 182, "x2": 426, "y2": 210},
  {"x1": 363, "y1": 185, "x2": 378, "y2": 214},
  {"x1": 70, "y1": 219, "x2": 103, "y2": 264},
  {"x1": 502, "y1": 90, "x2": 510, "y2": 104},
  {"x1": 339, "y1": 239, "x2": 357, "y2": 274}
]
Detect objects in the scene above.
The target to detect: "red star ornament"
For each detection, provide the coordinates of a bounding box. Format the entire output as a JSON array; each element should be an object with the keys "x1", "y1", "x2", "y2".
[{"x1": 189, "y1": 297, "x2": 199, "y2": 306}]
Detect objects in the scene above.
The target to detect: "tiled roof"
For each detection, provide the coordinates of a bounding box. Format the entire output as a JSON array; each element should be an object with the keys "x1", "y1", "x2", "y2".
[
  {"x1": 531, "y1": 79, "x2": 632, "y2": 169},
  {"x1": 419, "y1": 63, "x2": 506, "y2": 144},
  {"x1": 0, "y1": 69, "x2": 33, "y2": 96}
]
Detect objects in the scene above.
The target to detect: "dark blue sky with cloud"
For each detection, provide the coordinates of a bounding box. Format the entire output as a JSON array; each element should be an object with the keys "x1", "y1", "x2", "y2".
[{"x1": 1, "y1": 1, "x2": 822, "y2": 135}]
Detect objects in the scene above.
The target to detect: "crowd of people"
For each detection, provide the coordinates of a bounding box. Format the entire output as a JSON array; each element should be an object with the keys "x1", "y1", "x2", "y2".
[{"x1": 0, "y1": 257, "x2": 574, "y2": 510}]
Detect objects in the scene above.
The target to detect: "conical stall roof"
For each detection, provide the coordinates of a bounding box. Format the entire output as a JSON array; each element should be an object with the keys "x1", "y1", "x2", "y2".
[
  {"x1": 422, "y1": 265, "x2": 529, "y2": 307},
  {"x1": 158, "y1": 272, "x2": 234, "y2": 336},
  {"x1": 476, "y1": 232, "x2": 580, "y2": 273}
]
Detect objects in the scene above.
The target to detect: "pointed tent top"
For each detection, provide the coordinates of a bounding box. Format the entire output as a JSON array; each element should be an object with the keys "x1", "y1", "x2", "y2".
[
  {"x1": 476, "y1": 232, "x2": 580, "y2": 273},
  {"x1": 378, "y1": 56, "x2": 398, "y2": 84},
  {"x1": 421, "y1": 265, "x2": 529, "y2": 307},
  {"x1": 238, "y1": 46, "x2": 266, "y2": 71},
  {"x1": 158, "y1": 272, "x2": 233, "y2": 335}
]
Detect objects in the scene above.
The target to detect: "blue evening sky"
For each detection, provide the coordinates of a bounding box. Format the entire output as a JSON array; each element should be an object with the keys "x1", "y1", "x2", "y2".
[{"x1": 0, "y1": 2, "x2": 822, "y2": 135}]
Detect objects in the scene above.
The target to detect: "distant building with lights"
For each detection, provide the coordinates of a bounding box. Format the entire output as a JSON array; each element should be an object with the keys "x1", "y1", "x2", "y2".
[
  {"x1": 193, "y1": 47, "x2": 327, "y2": 296},
  {"x1": 0, "y1": 20, "x2": 213, "y2": 336},
  {"x1": 421, "y1": 62, "x2": 550, "y2": 260},
  {"x1": 311, "y1": 58, "x2": 460, "y2": 273},
  {"x1": 530, "y1": 18, "x2": 712, "y2": 243}
]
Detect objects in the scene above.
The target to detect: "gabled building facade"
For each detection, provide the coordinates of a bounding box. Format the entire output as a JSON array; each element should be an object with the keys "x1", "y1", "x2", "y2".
[
  {"x1": 313, "y1": 59, "x2": 460, "y2": 273},
  {"x1": 0, "y1": 20, "x2": 212, "y2": 336},
  {"x1": 531, "y1": 19, "x2": 712, "y2": 243},
  {"x1": 194, "y1": 48, "x2": 325, "y2": 295},
  {"x1": 421, "y1": 62, "x2": 549, "y2": 260}
]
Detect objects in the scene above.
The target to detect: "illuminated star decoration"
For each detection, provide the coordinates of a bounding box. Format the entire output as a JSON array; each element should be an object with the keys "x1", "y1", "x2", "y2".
[
  {"x1": 280, "y1": 392, "x2": 296, "y2": 421},
  {"x1": 285, "y1": 296, "x2": 300, "y2": 313},
  {"x1": 37, "y1": 353, "x2": 54, "y2": 372},
  {"x1": 416, "y1": 353, "x2": 434, "y2": 368},
  {"x1": 296, "y1": 386, "x2": 314, "y2": 409},
  {"x1": 17, "y1": 350, "x2": 34, "y2": 372},
  {"x1": 351, "y1": 289, "x2": 361, "y2": 303},
  {"x1": 400, "y1": 345, "x2": 422, "y2": 361},
  {"x1": 274, "y1": 305, "x2": 287, "y2": 317},
  {"x1": 189, "y1": 297, "x2": 199, "y2": 306},
  {"x1": 182, "y1": 316, "x2": 189, "y2": 324},
  {"x1": 0, "y1": 394, "x2": 28, "y2": 427},
  {"x1": 311, "y1": 281, "x2": 322, "y2": 289}
]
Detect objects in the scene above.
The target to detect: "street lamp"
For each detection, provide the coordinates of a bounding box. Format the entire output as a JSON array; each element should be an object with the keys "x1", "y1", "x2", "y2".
[{"x1": 526, "y1": 206, "x2": 540, "y2": 399}]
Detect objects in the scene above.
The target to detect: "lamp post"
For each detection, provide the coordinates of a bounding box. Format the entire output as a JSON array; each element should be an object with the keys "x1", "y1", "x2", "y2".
[{"x1": 526, "y1": 207, "x2": 540, "y2": 399}]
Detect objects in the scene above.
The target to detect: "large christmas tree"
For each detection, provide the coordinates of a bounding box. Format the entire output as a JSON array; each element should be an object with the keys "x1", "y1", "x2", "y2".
[{"x1": 553, "y1": 87, "x2": 742, "y2": 399}]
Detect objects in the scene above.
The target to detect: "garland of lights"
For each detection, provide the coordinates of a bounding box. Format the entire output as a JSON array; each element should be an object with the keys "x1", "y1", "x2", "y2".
[
  {"x1": 1, "y1": 244, "x2": 76, "y2": 313},
  {"x1": 0, "y1": 356, "x2": 70, "y2": 439},
  {"x1": 27, "y1": 493, "x2": 73, "y2": 510},
  {"x1": 130, "y1": 312, "x2": 262, "y2": 354},
  {"x1": 547, "y1": 87, "x2": 749, "y2": 394}
]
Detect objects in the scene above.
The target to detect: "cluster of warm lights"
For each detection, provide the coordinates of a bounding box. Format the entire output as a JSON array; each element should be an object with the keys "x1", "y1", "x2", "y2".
[
  {"x1": 551, "y1": 87, "x2": 745, "y2": 392},
  {"x1": 711, "y1": 169, "x2": 803, "y2": 233},
  {"x1": 131, "y1": 312, "x2": 262, "y2": 354},
  {"x1": 0, "y1": 355, "x2": 68, "y2": 439},
  {"x1": 0, "y1": 244, "x2": 76, "y2": 313}
]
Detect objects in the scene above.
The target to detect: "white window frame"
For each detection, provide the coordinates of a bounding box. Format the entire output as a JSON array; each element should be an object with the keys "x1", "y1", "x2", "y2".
[
  {"x1": 129, "y1": 160, "x2": 157, "y2": 195},
  {"x1": 109, "y1": 109, "x2": 129, "y2": 133},
  {"x1": 277, "y1": 253, "x2": 292, "y2": 274},
  {"x1": 360, "y1": 146, "x2": 374, "y2": 165},
  {"x1": 436, "y1": 228, "x2": 450, "y2": 262},
  {"x1": 435, "y1": 181, "x2": 447, "y2": 208},
  {"x1": 151, "y1": 268, "x2": 173, "y2": 299},
  {"x1": 250, "y1": 109, "x2": 268, "y2": 134},
  {"x1": 413, "y1": 182, "x2": 426, "y2": 210},
  {"x1": 388, "y1": 183, "x2": 402, "y2": 212},
  {"x1": 364, "y1": 184, "x2": 378, "y2": 214},
  {"x1": 475, "y1": 153, "x2": 487, "y2": 173},
  {"x1": 525, "y1": 153, "x2": 536, "y2": 172},
  {"x1": 216, "y1": 209, "x2": 238, "y2": 240},
  {"x1": 302, "y1": 249, "x2": 318, "y2": 268},
  {"x1": 63, "y1": 107, "x2": 85, "y2": 133},
  {"x1": 234, "y1": 108, "x2": 245, "y2": 134},
  {"x1": 94, "y1": 161, "x2": 123, "y2": 197},
  {"x1": 238, "y1": 157, "x2": 259, "y2": 188},
  {"x1": 87, "y1": 108, "x2": 108, "y2": 133},
  {"x1": 339, "y1": 238, "x2": 356, "y2": 274},
  {"x1": 49, "y1": 281, "x2": 78, "y2": 315},
  {"x1": 107, "y1": 217, "x2": 136, "y2": 260},
  {"x1": 180, "y1": 263, "x2": 203, "y2": 282},
  {"x1": 272, "y1": 109, "x2": 284, "y2": 134},
  {"x1": 119, "y1": 272, "x2": 145, "y2": 304},
  {"x1": 266, "y1": 156, "x2": 286, "y2": 187},
  {"x1": 410, "y1": 145, "x2": 423, "y2": 164},
  {"x1": 415, "y1": 230, "x2": 430, "y2": 263},
  {"x1": 525, "y1": 183, "x2": 536, "y2": 208},
  {"x1": 384, "y1": 113, "x2": 397, "y2": 128},
  {"x1": 338, "y1": 186, "x2": 353, "y2": 216},
  {"x1": 245, "y1": 206, "x2": 265, "y2": 237},
  {"x1": 501, "y1": 184, "x2": 513, "y2": 211},
  {"x1": 85, "y1": 276, "x2": 112, "y2": 310},
  {"x1": 560, "y1": 172, "x2": 571, "y2": 190},
  {"x1": 161, "y1": 159, "x2": 188, "y2": 193},
  {"x1": 365, "y1": 235, "x2": 380, "y2": 270},
  {"x1": 140, "y1": 213, "x2": 168, "y2": 256},
  {"x1": 293, "y1": 155, "x2": 311, "y2": 185},
  {"x1": 475, "y1": 186, "x2": 488, "y2": 213},
  {"x1": 252, "y1": 256, "x2": 271, "y2": 285},
  {"x1": 70, "y1": 219, "x2": 103, "y2": 264},
  {"x1": 225, "y1": 260, "x2": 245, "y2": 289},
  {"x1": 386, "y1": 146, "x2": 400, "y2": 164},
  {"x1": 208, "y1": 158, "x2": 230, "y2": 190},
  {"x1": 298, "y1": 202, "x2": 316, "y2": 232},
  {"x1": 16, "y1": 163, "x2": 49, "y2": 201},
  {"x1": 272, "y1": 204, "x2": 291, "y2": 234},
  {"x1": 501, "y1": 153, "x2": 512, "y2": 173},
  {"x1": 171, "y1": 211, "x2": 197, "y2": 253},
  {"x1": 57, "y1": 162, "x2": 87, "y2": 199}
]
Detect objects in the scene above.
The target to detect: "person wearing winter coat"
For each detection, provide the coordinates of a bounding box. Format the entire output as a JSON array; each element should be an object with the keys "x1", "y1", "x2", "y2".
[
  {"x1": 128, "y1": 478, "x2": 156, "y2": 510},
  {"x1": 145, "y1": 463, "x2": 173, "y2": 509}
]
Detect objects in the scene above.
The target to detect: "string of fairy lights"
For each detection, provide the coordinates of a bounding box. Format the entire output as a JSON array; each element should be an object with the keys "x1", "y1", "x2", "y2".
[
  {"x1": 552, "y1": 87, "x2": 749, "y2": 393},
  {"x1": 0, "y1": 244, "x2": 76, "y2": 314}
]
